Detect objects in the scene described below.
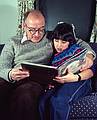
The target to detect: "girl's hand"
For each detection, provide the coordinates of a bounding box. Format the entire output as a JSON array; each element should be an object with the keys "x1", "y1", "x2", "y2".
[{"x1": 53, "y1": 69, "x2": 78, "y2": 84}]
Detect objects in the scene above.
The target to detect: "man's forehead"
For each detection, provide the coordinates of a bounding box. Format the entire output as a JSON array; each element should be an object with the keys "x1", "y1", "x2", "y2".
[
  {"x1": 25, "y1": 17, "x2": 45, "y2": 28},
  {"x1": 26, "y1": 12, "x2": 45, "y2": 21}
]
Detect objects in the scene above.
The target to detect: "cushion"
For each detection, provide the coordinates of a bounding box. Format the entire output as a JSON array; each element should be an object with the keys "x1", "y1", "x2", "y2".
[{"x1": 69, "y1": 92, "x2": 97, "y2": 119}]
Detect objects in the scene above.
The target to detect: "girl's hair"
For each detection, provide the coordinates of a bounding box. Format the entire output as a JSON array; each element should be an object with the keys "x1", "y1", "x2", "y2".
[{"x1": 47, "y1": 22, "x2": 77, "y2": 46}]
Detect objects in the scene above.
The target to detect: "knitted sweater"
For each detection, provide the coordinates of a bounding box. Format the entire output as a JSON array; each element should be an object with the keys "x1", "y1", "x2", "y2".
[{"x1": 0, "y1": 35, "x2": 53, "y2": 81}]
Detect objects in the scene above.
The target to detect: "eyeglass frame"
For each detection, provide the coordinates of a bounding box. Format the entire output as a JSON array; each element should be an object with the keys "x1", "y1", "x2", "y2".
[{"x1": 25, "y1": 24, "x2": 45, "y2": 35}]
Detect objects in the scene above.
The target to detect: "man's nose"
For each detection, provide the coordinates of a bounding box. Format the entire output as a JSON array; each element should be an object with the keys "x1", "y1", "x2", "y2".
[{"x1": 34, "y1": 31, "x2": 40, "y2": 36}]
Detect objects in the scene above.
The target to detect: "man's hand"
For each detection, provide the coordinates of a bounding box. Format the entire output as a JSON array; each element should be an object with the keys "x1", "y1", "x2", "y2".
[
  {"x1": 9, "y1": 67, "x2": 30, "y2": 81},
  {"x1": 80, "y1": 53, "x2": 93, "y2": 71}
]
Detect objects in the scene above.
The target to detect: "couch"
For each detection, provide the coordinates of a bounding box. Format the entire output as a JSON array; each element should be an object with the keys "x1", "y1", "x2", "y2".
[
  {"x1": 69, "y1": 42, "x2": 97, "y2": 119},
  {"x1": 0, "y1": 42, "x2": 97, "y2": 119}
]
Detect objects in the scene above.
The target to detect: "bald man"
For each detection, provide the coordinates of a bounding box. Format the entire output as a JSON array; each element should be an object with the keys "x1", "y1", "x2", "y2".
[
  {"x1": 0, "y1": 10, "x2": 52, "y2": 120},
  {"x1": 0, "y1": 10, "x2": 95, "y2": 120}
]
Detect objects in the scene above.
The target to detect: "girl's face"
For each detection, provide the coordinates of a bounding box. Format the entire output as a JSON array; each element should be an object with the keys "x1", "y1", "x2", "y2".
[{"x1": 54, "y1": 39, "x2": 69, "y2": 53}]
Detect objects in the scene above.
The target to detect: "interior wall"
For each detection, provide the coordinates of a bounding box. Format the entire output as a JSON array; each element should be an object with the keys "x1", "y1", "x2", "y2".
[{"x1": 0, "y1": 0, "x2": 18, "y2": 44}]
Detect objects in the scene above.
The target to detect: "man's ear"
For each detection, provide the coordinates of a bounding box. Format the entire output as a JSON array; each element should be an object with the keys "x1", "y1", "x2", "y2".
[{"x1": 22, "y1": 22, "x2": 26, "y2": 31}]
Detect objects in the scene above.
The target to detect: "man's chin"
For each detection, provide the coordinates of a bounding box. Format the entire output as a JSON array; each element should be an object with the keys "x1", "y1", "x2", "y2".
[{"x1": 31, "y1": 39, "x2": 41, "y2": 43}]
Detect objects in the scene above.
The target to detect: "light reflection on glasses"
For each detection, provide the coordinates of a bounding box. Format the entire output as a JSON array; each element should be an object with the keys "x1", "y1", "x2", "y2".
[{"x1": 26, "y1": 24, "x2": 45, "y2": 35}]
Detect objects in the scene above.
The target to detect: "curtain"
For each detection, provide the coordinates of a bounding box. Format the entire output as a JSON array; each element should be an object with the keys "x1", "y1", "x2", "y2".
[{"x1": 17, "y1": 0, "x2": 35, "y2": 35}]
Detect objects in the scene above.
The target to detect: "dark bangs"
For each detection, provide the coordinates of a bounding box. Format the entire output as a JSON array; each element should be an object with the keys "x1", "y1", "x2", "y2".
[
  {"x1": 53, "y1": 32, "x2": 76, "y2": 45},
  {"x1": 46, "y1": 22, "x2": 77, "y2": 45}
]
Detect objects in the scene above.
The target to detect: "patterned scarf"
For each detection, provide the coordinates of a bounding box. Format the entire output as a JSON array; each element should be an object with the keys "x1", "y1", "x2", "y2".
[{"x1": 51, "y1": 44, "x2": 84, "y2": 67}]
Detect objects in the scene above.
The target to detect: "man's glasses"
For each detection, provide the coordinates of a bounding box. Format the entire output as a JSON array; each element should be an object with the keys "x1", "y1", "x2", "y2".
[{"x1": 26, "y1": 24, "x2": 45, "y2": 35}]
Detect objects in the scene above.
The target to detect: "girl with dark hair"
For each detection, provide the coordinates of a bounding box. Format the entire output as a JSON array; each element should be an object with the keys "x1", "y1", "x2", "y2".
[{"x1": 39, "y1": 22, "x2": 95, "y2": 120}]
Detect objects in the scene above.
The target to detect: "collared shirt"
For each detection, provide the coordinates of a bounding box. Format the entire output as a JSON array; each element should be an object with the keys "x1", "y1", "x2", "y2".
[{"x1": 21, "y1": 32, "x2": 28, "y2": 43}]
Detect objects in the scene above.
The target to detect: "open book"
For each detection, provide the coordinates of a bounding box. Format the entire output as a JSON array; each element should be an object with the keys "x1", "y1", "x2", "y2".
[{"x1": 21, "y1": 62, "x2": 58, "y2": 85}]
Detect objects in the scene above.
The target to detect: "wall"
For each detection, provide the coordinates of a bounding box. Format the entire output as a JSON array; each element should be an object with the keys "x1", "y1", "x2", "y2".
[{"x1": 0, "y1": 0, "x2": 18, "y2": 44}]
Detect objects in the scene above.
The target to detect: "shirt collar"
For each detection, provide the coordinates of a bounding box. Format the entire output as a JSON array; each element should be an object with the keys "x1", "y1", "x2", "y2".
[{"x1": 21, "y1": 32, "x2": 28, "y2": 43}]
